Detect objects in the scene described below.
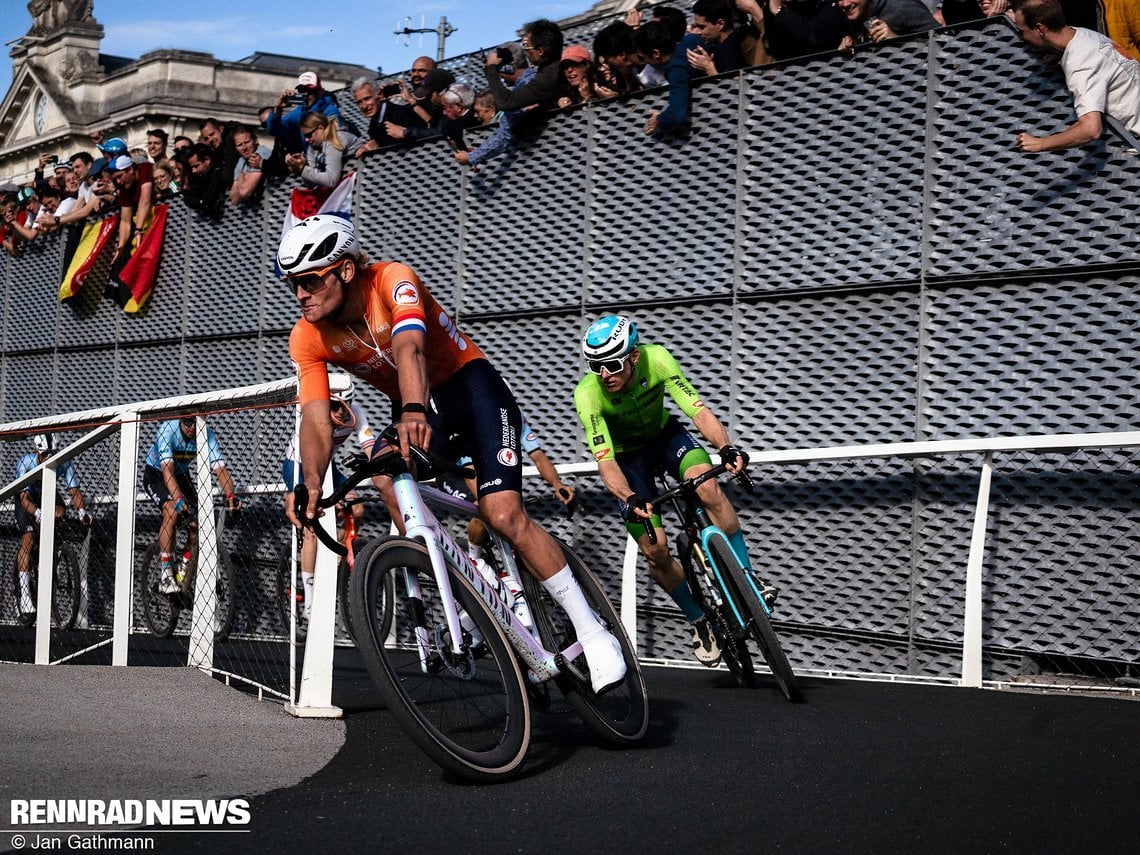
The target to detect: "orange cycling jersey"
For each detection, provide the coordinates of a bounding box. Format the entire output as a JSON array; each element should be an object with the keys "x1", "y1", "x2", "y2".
[{"x1": 290, "y1": 261, "x2": 485, "y2": 405}]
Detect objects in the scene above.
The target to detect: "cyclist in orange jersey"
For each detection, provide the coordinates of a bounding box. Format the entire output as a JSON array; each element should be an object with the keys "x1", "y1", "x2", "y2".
[{"x1": 279, "y1": 215, "x2": 627, "y2": 694}]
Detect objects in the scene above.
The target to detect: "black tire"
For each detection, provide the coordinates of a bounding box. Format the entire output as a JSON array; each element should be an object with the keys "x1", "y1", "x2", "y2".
[
  {"x1": 339, "y1": 538, "x2": 393, "y2": 646},
  {"x1": 349, "y1": 538, "x2": 530, "y2": 781},
  {"x1": 140, "y1": 540, "x2": 179, "y2": 638},
  {"x1": 521, "y1": 537, "x2": 649, "y2": 745},
  {"x1": 275, "y1": 538, "x2": 308, "y2": 644},
  {"x1": 50, "y1": 543, "x2": 80, "y2": 630},
  {"x1": 710, "y1": 538, "x2": 801, "y2": 702},
  {"x1": 189, "y1": 541, "x2": 236, "y2": 643}
]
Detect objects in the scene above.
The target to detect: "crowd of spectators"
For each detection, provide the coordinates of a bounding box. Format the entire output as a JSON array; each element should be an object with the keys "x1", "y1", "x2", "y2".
[{"x1": 3, "y1": 0, "x2": 1136, "y2": 257}]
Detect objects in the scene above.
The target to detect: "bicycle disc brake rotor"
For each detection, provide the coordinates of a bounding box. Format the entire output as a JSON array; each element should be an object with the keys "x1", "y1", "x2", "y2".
[{"x1": 429, "y1": 625, "x2": 478, "y2": 679}]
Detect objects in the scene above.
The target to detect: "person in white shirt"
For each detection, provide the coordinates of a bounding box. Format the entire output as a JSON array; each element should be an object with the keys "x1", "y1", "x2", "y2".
[{"x1": 1012, "y1": 0, "x2": 1140, "y2": 152}]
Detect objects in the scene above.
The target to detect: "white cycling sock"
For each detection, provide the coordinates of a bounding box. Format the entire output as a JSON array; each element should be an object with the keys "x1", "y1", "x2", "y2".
[
  {"x1": 18, "y1": 571, "x2": 33, "y2": 611},
  {"x1": 541, "y1": 565, "x2": 604, "y2": 638},
  {"x1": 302, "y1": 572, "x2": 315, "y2": 619}
]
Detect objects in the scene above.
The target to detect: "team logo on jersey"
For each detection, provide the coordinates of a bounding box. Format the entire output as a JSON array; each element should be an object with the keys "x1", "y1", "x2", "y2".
[
  {"x1": 497, "y1": 448, "x2": 519, "y2": 467},
  {"x1": 593, "y1": 448, "x2": 610, "y2": 460},
  {"x1": 393, "y1": 281, "x2": 419, "y2": 305},
  {"x1": 592, "y1": 435, "x2": 604, "y2": 446}
]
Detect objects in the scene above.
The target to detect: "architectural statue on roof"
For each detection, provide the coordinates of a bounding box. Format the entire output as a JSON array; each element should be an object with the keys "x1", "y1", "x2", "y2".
[{"x1": 27, "y1": 0, "x2": 96, "y2": 35}]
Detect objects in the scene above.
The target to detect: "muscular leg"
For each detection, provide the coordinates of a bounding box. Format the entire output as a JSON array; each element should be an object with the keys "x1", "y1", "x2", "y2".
[{"x1": 479, "y1": 491, "x2": 561, "y2": 580}]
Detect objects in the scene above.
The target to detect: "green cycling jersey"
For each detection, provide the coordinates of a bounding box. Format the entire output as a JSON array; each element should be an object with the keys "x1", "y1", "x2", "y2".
[{"x1": 575, "y1": 344, "x2": 705, "y2": 462}]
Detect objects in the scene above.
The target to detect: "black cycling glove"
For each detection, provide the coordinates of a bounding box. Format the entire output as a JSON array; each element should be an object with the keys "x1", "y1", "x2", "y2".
[
  {"x1": 623, "y1": 493, "x2": 650, "y2": 522},
  {"x1": 719, "y1": 444, "x2": 749, "y2": 469}
]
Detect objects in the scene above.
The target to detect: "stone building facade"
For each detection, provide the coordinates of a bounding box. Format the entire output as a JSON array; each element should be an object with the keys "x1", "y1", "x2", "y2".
[{"x1": 0, "y1": 1, "x2": 372, "y2": 185}]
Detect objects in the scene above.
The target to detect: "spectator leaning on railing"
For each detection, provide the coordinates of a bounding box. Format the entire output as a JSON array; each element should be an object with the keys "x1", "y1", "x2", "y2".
[
  {"x1": 484, "y1": 19, "x2": 566, "y2": 113},
  {"x1": 455, "y1": 44, "x2": 537, "y2": 168},
  {"x1": 1012, "y1": 0, "x2": 1140, "y2": 151},
  {"x1": 837, "y1": 0, "x2": 939, "y2": 48},
  {"x1": 286, "y1": 112, "x2": 360, "y2": 189},
  {"x1": 636, "y1": 20, "x2": 703, "y2": 136},
  {"x1": 265, "y1": 71, "x2": 342, "y2": 156},
  {"x1": 387, "y1": 68, "x2": 454, "y2": 142},
  {"x1": 593, "y1": 22, "x2": 646, "y2": 95},
  {"x1": 229, "y1": 125, "x2": 272, "y2": 206},
  {"x1": 182, "y1": 143, "x2": 227, "y2": 220},
  {"x1": 351, "y1": 77, "x2": 424, "y2": 155},
  {"x1": 742, "y1": 0, "x2": 848, "y2": 59}
]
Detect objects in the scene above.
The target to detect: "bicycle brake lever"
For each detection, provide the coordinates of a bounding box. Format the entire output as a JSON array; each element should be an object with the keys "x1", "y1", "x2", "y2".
[{"x1": 737, "y1": 470, "x2": 756, "y2": 494}]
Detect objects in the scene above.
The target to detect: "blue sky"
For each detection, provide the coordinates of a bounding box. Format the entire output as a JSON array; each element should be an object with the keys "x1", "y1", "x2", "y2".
[{"x1": 1, "y1": 0, "x2": 589, "y2": 96}]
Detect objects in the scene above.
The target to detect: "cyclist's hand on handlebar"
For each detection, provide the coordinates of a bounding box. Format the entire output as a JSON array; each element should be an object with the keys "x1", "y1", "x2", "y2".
[
  {"x1": 719, "y1": 444, "x2": 749, "y2": 475},
  {"x1": 623, "y1": 492, "x2": 653, "y2": 522},
  {"x1": 395, "y1": 413, "x2": 431, "y2": 462},
  {"x1": 173, "y1": 496, "x2": 188, "y2": 514},
  {"x1": 225, "y1": 493, "x2": 242, "y2": 511},
  {"x1": 554, "y1": 483, "x2": 576, "y2": 506}
]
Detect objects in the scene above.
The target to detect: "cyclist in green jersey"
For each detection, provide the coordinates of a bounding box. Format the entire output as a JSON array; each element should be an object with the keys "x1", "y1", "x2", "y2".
[{"x1": 575, "y1": 315, "x2": 761, "y2": 666}]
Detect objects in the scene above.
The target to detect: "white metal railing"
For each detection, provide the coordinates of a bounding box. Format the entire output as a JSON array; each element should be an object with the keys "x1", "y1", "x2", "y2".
[
  {"x1": 3, "y1": 384, "x2": 1135, "y2": 700},
  {"x1": 549, "y1": 429, "x2": 1140, "y2": 690},
  {"x1": 0, "y1": 378, "x2": 299, "y2": 667}
]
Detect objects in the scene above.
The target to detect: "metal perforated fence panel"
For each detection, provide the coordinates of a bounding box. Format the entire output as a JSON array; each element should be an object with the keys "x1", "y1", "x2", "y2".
[{"x1": 2, "y1": 18, "x2": 1138, "y2": 689}]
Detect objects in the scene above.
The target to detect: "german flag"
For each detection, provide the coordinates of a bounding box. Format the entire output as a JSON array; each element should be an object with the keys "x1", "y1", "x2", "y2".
[{"x1": 111, "y1": 204, "x2": 168, "y2": 313}]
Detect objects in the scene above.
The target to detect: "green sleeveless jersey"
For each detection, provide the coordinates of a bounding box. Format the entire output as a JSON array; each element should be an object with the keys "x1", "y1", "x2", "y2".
[{"x1": 574, "y1": 344, "x2": 705, "y2": 462}]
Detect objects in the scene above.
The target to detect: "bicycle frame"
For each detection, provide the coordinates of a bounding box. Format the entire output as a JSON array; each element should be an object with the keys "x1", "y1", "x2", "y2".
[{"x1": 391, "y1": 471, "x2": 573, "y2": 684}]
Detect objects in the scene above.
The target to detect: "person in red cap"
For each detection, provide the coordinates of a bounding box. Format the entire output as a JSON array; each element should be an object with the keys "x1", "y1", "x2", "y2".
[
  {"x1": 557, "y1": 44, "x2": 609, "y2": 108},
  {"x1": 264, "y1": 70, "x2": 343, "y2": 154}
]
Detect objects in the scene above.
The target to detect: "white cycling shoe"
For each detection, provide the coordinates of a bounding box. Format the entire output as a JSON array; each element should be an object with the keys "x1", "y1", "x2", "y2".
[{"x1": 579, "y1": 629, "x2": 627, "y2": 695}]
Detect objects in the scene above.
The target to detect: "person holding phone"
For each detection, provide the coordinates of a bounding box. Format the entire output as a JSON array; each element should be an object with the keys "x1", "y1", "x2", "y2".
[{"x1": 350, "y1": 77, "x2": 424, "y2": 156}]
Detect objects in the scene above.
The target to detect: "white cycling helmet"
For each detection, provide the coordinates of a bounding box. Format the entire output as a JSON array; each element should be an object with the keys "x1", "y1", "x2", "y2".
[
  {"x1": 31, "y1": 433, "x2": 53, "y2": 454},
  {"x1": 277, "y1": 214, "x2": 360, "y2": 276},
  {"x1": 330, "y1": 373, "x2": 355, "y2": 404}
]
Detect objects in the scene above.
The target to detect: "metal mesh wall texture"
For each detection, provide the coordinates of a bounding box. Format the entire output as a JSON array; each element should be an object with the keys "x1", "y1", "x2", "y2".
[{"x1": 2, "y1": 18, "x2": 1138, "y2": 684}]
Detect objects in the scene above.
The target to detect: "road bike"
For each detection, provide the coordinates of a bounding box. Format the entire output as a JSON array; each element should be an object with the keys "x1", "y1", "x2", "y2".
[
  {"x1": 139, "y1": 508, "x2": 236, "y2": 642},
  {"x1": 647, "y1": 463, "x2": 801, "y2": 702},
  {"x1": 276, "y1": 496, "x2": 393, "y2": 644},
  {"x1": 11, "y1": 509, "x2": 85, "y2": 629},
  {"x1": 298, "y1": 439, "x2": 649, "y2": 781}
]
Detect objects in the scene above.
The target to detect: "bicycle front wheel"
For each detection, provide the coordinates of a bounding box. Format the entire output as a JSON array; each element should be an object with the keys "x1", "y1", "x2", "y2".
[
  {"x1": 711, "y1": 538, "x2": 801, "y2": 702},
  {"x1": 522, "y1": 537, "x2": 649, "y2": 745},
  {"x1": 339, "y1": 538, "x2": 393, "y2": 646},
  {"x1": 193, "y1": 544, "x2": 236, "y2": 643},
  {"x1": 51, "y1": 543, "x2": 80, "y2": 630},
  {"x1": 349, "y1": 537, "x2": 530, "y2": 782},
  {"x1": 140, "y1": 541, "x2": 179, "y2": 638}
]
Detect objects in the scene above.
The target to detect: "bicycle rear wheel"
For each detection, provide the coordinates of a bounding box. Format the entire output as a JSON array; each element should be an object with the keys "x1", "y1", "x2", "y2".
[
  {"x1": 521, "y1": 537, "x2": 649, "y2": 745},
  {"x1": 710, "y1": 538, "x2": 801, "y2": 702},
  {"x1": 349, "y1": 537, "x2": 530, "y2": 782},
  {"x1": 190, "y1": 541, "x2": 236, "y2": 643},
  {"x1": 275, "y1": 539, "x2": 308, "y2": 644},
  {"x1": 50, "y1": 543, "x2": 80, "y2": 630},
  {"x1": 140, "y1": 541, "x2": 179, "y2": 638}
]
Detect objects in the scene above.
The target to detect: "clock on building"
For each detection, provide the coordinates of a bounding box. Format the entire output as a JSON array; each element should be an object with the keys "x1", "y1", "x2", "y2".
[{"x1": 33, "y1": 92, "x2": 47, "y2": 135}]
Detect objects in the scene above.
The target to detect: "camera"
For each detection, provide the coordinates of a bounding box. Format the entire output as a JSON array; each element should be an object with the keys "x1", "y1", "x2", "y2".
[
  {"x1": 45, "y1": 154, "x2": 59, "y2": 165},
  {"x1": 381, "y1": 82, "x2": 401, "y2": 97},
  {"x1": 285, "y1": 93, "x2": 306, "y2": 108}
]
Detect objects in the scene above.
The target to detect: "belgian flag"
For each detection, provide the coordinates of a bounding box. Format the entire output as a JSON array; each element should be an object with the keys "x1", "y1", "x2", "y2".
[{"x1": 59, "y1": 214, "x2": 119, "y2": 302}]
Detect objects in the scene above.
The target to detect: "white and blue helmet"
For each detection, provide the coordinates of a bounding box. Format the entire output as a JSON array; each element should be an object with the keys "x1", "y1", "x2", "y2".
[{"x1": 582, "y1": 315, "x2": 639, "y2": 362}]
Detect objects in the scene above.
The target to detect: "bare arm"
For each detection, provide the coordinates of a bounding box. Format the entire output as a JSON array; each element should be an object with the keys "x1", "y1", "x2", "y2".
[
  {"x1": 391, "y1": 329, "x2": 431, "y2": 459},
  {"x1": 528, "y1": 448, "x2": 575, "y2": 504},
  {"x1": 134, "y1": 181, "x2": 153, "y2": 233},
  {"x1": 296, "y1": 398, "x2": 334, "y2": 525},
  {"x1": 1016, "y1": 112, "x2": 1103, "y2": 153}
]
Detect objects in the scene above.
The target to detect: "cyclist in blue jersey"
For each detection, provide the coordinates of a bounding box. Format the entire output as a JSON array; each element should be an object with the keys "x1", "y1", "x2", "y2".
[
  {"x1": 143, "y1": 417, "x2": 240, "y2": 594},
  {"x1": 14, "y1": 434, "x2": 93, "y2": 616}
]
